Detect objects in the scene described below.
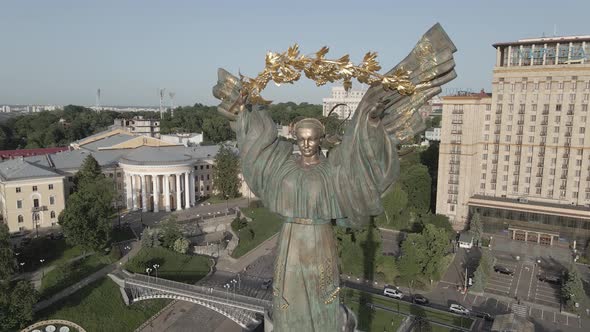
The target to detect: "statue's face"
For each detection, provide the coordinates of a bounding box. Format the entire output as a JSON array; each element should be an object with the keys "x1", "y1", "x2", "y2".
[{"x1": 296, "y1": 127, "x2": 321, "y2": 158}]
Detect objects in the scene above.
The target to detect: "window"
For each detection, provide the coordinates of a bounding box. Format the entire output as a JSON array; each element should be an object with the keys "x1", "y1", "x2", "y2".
[
  {"x1": 32, "y1": 186, "x2": 38, "y2": 192},
  {"x1": 68, "y1": 176, "x2": 73, "y2": 182},
  {"x1": 49, "y1": 196, "x2": 55, "y2": 205},
  {"x1": 17, "y1": 200, "x2": 23, "y2": 209},
  {"x1": 570, "y1": 94, "x2": 576, "y2": 102},
  {"x1": 117, "y1": 173, "x2": 122, "y2": 177},
  {"x1": 206, "y1": 165, "x2": 210, "y2": 169},
  {"x1": 33, "y1": 198, "x2": 39, "y2": 208},
  {"x1": 556, "y1": 104, "x2": 562, "y2": 112},
  {"x1": 50, "y1": 211, "x2": 56, "y2": 219},
  {"x1": 206, "y1": 174, "x2": 210, "y2": 180},
  {"x1": 530, "y1": 115, "x2": 536, "y2": 122},
  {"x1": 206, "y1": 185, "x2": 210, "y2": 191},
  {"x1": 200, "y1": 165, "x2": 204, "y2": 170},
  {"x1": 449, "y1": 205, "x2": 455, "y2": 212},
  {"x1": 580, "y1": 127, "x2": 586, "y2": 134},
  {"x1": 48, "y1": 184, "x2": 53, "y2": 190},
  {"x1": 16, "y1": 187, "x2": 21, "y2": 193},
  {"x1": 534, "y1": 82, "x2": 539, "y2": 91},
  {"x1": 200, "y1": 175, "x2": 204, "y2": 181},
  {"x1": 18, "y1": 215, "x2": 24, "y2": 223},
  {"x1": 586, "y1": 81, "x2": 590, "y2": 90},
  {"x1": 583, "y1": 105, "x2": 588, "y2": 112},
  {"x1": 109, "y1": 174, "x2": 113, "y2": 178},
  {"x1": 558, "y1": 82, "x2": 564, "y2": 90}
]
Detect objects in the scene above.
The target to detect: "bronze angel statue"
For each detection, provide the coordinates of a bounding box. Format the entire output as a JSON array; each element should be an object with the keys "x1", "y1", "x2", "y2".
[{"x1": 213, "y1": 23, "x2": 457, "y2": 332}]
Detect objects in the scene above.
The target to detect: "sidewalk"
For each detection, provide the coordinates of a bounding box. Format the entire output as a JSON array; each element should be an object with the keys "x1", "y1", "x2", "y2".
[
  {"x1": 216, "y1": 233, "x2": 278, "y2": 273},
  {"x1": 33, "y1": 240, "x2": 142, "y2": 312}
]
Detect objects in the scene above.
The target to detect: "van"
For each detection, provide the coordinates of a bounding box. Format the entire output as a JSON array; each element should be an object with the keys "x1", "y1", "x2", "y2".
[{"x1": 383, "y1": 287, "x2": 403, "y2": 299}]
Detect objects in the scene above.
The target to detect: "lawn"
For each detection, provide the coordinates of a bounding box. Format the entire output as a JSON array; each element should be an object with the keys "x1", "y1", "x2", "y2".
[
  {"x1": 125, "y1": 246, "x2": 212, "y2": 283},
  {"x1": 231, "y1": 207, "x2": 283, "y2": 258},
  {"x1": 204, "y1": 195, "x2": 243, "y2": 205},
  {"x1": 36, "y1": 278, "x2": 169, "y2": 332},
  {"x1": 40, "y1": 253, "x2": 115, "y2": 299},
  {"x1": 343, "y1": 289, "x2": 473, "y2": 329},
  {"x1": 18, "y1": 238, "x2": 85, "y2": 272},
  {"x1": 345, "y1": 299, "x2": 405, "y2": 332}
]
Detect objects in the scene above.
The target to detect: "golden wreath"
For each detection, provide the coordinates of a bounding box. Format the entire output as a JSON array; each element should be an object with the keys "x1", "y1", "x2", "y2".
[{"x1": 239, "y1": 44, "x2": 416, "y2": 105}]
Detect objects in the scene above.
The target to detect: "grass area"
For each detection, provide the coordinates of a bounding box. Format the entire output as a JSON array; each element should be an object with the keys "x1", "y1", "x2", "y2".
[
  {"x1": 40, "y1": 253, "x2": 115, "y2": 299},
  {"x1": 231, "y1": 207, "x2": 283, "y2": 258},
  {"x1": 36, "y1": 278, "x2": 169, "y2": 332},
  {"x1": 111, "y1": 225, "x2": 137, "y2": 243},
  {"x1": 343, "y1": 289, "x2": 473, "y2": 329},
  {"x1": 125, "y1": 246, "x2": 212, "y2": 283},
  {"x1": 203, "y1": 195, "x2": 243, "y2": 205},
  {"x1": 345, "y1": 299, "x2": 404, "y2": 332},
  {"x1": 18, "y1": 238, "x2": 85, "y2": 272}
]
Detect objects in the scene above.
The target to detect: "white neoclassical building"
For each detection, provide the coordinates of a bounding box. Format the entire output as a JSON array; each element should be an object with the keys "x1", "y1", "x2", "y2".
[{"x1": 0, "y1": 127, "x2": 251, "y2": 234}]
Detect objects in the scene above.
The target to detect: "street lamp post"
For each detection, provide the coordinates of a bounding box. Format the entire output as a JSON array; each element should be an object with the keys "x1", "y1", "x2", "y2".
[
  {"x1": 153, "y1": 264, "x2": 160, "y2": 278},
  {"x1": 124, "y1": 245, "x2": 131, "y2": 263},
  {"x1": 224, "y1": 284, "x2": 230, "y2": 301},
  {"x1": 146, "y1": 267, "x2": 153, "y2": 286},
  {"x1": 231, "y1": 279, "x2": 237, "y2": 299},
  {"x1": 19, "y1": 262, "x2": 25, "y2": 273},
  {"x1": 39, "y1": 259, "x2": 45, "y2": 279}
]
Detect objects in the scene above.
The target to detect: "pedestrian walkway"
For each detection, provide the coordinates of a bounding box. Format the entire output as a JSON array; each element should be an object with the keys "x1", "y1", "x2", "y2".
[
  {"x1": 216, "y1": 233, "x2": 278, "y2": 273},
  {"x1": 13, "y1": 252, "x2": 95, "y2": 290},
  {"x1": 33, "y1": 240, "x2": 142, "y2": 312}
]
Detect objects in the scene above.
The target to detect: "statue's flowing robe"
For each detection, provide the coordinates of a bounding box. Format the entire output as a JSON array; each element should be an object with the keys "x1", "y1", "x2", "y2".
[{"x1": 236, "y1": 105, "x2": 398, "y2": 331}]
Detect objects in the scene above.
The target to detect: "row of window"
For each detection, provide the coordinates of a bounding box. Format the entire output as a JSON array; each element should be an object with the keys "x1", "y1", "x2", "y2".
[
  {"x1": 17, "y1": 211, "x2": 57, "y2": 223},
  {"x1": 478, "y1": 184, "x2": 590, "y2": 200},
  {"x1": 498, "y1": 78, "x2": 590, "y2": 92},
  {"x1": 16, "y1": 196, "x2": 55, "y2": 209},
  {"x1": 15, "y1": 184, "x2": 54, "y2": 193}
]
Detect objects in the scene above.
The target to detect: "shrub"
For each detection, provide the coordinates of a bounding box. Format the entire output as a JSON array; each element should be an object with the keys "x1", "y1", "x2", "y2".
[{"x1": 173, "y1": 237, "x2": 190, "y2": 254}]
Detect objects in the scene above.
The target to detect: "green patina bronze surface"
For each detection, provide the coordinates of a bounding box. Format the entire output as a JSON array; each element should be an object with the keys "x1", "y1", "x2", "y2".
[{"x1": 213, "y1": 23, "x2": 457, "y2": 331}]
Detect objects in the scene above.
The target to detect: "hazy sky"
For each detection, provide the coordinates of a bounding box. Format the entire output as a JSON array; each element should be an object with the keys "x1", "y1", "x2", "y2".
[{"x1": 1, "y1": 0, "x2": 589, "y2": 107}]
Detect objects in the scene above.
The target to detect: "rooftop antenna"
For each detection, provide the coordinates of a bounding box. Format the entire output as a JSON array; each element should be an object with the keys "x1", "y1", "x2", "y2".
[
  {"x1": 553, "y1": 24, "x2": 557, "y2": 37},
  {"x1": 159, "y1": 88, "x2": 166, "y2": 119},
  {"x1": 96, "y1": 88, "x2": 101, "y2": 111},
  {"x1": 168, "y1": 91, "x2": 176, "y2": 117}
]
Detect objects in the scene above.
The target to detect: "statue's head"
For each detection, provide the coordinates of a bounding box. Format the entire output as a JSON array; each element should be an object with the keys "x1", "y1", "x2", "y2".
[{"x1": 293, "y1": 118, "x2": 325, "y2": 159}]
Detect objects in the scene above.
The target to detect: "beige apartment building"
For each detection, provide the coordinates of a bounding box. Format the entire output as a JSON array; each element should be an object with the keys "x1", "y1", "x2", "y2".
[{"x1": 437, "y1": 35, "x2": 590, "y2": 246}]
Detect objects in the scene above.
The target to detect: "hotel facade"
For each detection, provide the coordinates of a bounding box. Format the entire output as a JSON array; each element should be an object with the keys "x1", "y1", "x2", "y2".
[{"x1": 437, "y1": 35, "x2": 590, "y2": 246}]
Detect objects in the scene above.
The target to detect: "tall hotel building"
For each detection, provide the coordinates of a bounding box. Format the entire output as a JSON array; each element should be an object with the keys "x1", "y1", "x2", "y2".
[{"x1": 437, "y1": 35, "x2": 590, "y2": 246}]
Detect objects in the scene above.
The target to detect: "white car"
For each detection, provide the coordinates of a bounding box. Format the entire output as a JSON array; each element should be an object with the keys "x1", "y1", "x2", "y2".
[
  {"x1": 449, "y1": 304, "x2": 470, "y2": 315},
  {"x1": 383, "y1": 287, "x2": 403, "y2": 299}
]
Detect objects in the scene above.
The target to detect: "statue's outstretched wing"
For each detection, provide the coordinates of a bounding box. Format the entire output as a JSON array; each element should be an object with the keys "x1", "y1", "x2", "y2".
[{"x1": 356, "y1": 23, "x2": 457, "y2": 143}]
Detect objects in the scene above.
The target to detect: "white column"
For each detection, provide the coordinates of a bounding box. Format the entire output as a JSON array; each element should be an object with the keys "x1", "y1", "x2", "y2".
[
  {"x1": 175, "y1": 173, "x2": 183, "y2": 210},
  {"x1": 141, "y1": 174, "x2": 147, "y2": 212},
  {"x1": 131, "y1": 175, "x2": 139, "y2": 211},
  {"x1": 125, "y1": 174, "x2": 132, "y2": 210},
  {"x1": 164, "y1": 175, "x2": 171, "y2": 212},
  {"x1": 184, "y1": 171, "x2": 190, "y2": 208},
  {"x1": 190, "y1": 171, "x2": 196, "y2": 206},
  {"x1": 153, "y1": 175, "x2": 159, "y2": 213}
]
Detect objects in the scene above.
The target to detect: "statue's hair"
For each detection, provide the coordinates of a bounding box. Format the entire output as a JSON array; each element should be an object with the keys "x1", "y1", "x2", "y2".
[{"x1": 293, "y1": 118, "x2": 326, "y2": 138}]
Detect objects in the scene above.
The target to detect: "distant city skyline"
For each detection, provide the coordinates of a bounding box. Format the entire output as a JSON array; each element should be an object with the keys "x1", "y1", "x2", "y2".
[{"x1": 1, "y1": 0, "x2": 589, "y2": 106}]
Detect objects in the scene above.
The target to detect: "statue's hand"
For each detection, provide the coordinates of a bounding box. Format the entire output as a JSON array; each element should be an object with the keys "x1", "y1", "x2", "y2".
[{"x1": 213, "y1": 68, "x2": 249, "y2": 120}]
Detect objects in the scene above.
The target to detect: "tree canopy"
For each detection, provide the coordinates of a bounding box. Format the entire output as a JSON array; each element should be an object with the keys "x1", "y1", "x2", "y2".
[
  {"x1": 59, "y1": 158, "x2": 116, "y2": 252},
  {"x1": 0, "y1": 223, "x2": 38, "y2": 331},
  {"x1": 398, "y1": 224, "x2": 451, "y2": 284},
  {"x1": 212, "y1": 145, "x2": 241, "y2": 199}
]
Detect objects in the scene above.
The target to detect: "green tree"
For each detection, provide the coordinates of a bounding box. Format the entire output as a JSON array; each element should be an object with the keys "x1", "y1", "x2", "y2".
[
  {"x1": 173, "y1": 237, "x2": 190, "y2": 254},
  {"x1": 0, "y1": 280, "x2": 38, "y2": 331},
  {"x1": 469, "y1": 213, "x2": 484, "y2": 245},
  {"x1": 471, "y1": 249, "x2": 494, "y2": 292},
  {"x1": 562, "y1": 264, "x2": 585, "y2": 310},
  {"x1": 212, "y1": 145, "x2": 241, "y2": 199},
  {"x1": 398, "y1": 224, "x2": 450, "y2": 284},
  {"x1": 160, "y1": 217, "x2": 182, "y2": 249},
  {"x1": 141, "y1": 227, "x2": 161, "y2": 248},
  {"x1": 59, "y1": 177, "x2": 116, "y2": 252},
  {"x1": 75, "y1": 154, "x2": 103, "y2": 189},
  {"x1": 0, "y1": 223, "x2": 14, "y2": 281},
  {"x1": 399, "y1": 164, "x2": 432, "y2": 214}
]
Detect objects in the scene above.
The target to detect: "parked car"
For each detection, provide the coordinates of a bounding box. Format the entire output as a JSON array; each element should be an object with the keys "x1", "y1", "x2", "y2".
[
  {"x1": 383, "y1": 287, "x2": 404, "y2": 299},
  {"x1": 261, "y1": 279, "x2": 273, "y2": 290},
  {"x1": 471, "y1": 310, "x2": 493, "y2": 321},
  {"x1": 494, "y1": 265, "x2": 514, "y2": 276},
  {"x1": 538, "y1": 274, "x2": 561, "y2": 285},
  {"x1": 412, "y1": 294, "x2": 429, "y2": 305},
  {"x1": 449, "y1": 304, "x2": 470, "y2": 315}
]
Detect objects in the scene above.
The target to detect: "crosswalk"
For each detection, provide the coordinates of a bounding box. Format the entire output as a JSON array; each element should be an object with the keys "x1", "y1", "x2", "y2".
[{"x1": 512, "y1": 303, "x2": 528, "y2": 318}]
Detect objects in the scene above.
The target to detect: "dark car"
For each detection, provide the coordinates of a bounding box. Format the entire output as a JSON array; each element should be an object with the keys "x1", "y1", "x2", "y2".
[
  {"x1": 471, "y1": 310, "x2": 494, "y2": 321},
  {"x1": 494, "y1": 265, "x2": 514, "y2": 276},
  {"x1": 261, "y1": 279, "x2": 273, "y2": 290},
  {"x1": 538, "y1": 274, "x2": 561, "y2": 285},
  {"x1": 412, "y1": 294, "x2": 429, "y2": 305}
]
